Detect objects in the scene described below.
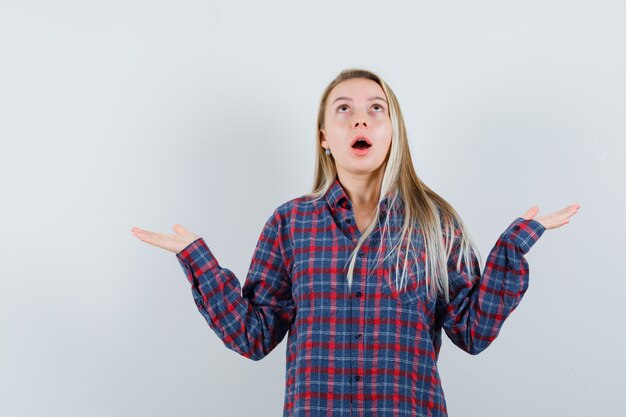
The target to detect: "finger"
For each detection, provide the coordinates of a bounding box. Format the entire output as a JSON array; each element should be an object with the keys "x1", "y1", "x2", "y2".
[
  {"x1": 548, "y1": 205, "x2": 580, "y2": 223},
  {"x1": 131, "y1": 226, "x2": 151, "y2": 239},
  {"x1": 173, "y1": 225, "x2": 195, "y2": 242},
  {"x1": 132, "y1": 228, "x2": 167, "y2": 245},
  {"x1": 521, "y1": 206, "x2": 539, "y2": 220},
  {"x1": 564, "y1": 205, "x2": 580, "y2": 220},
  {"x1": 553, "y1": 218, "x2": 570, "y2": 228},
  {"x1": 536, "y1": 209, "x2": 580, "y2": 230},
  {"x1": 557, "y1": 204, "x2": 580, "y2": 216}
]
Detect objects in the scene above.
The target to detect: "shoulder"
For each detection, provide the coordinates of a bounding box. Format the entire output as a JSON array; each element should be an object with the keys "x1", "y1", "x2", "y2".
[{"x1": 265, "y1": 193, "x2": 321, "y2": 233}]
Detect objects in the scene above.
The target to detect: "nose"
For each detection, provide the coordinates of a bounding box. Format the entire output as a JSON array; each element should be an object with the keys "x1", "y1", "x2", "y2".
[{"x1": 352, "y1": 108, "x2": 369, "y2": 128}]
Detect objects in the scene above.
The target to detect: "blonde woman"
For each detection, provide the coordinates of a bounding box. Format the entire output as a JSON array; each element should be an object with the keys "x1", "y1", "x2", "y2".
[{"x1": 131, "y1": 69, "x2": 579, "y2": 416}]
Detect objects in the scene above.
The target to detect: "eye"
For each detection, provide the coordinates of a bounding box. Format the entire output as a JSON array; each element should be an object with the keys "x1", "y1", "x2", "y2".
[
  {"x1": 337, "y1": 104, "x2": 350, "y2": 112},
  {"x1": 372, "y1": 103, "x2": 385, "y2": 112}
]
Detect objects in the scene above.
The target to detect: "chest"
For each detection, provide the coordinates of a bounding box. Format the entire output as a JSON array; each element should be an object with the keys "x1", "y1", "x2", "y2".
[{"x1": 287, "y1": 211, "x2": 435, "y2": 320}]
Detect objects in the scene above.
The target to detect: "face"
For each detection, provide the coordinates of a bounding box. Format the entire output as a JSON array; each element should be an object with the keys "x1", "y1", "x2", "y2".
[{"x1": 321, "y1": 78, "x2": 392, "y2": 176}]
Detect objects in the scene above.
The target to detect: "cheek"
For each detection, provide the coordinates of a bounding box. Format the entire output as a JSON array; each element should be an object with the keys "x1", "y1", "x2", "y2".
[
  {"x1": 381, "y1": 127, "x2": 393, "y2": 152},
  {"x1": 375, "y1": 121, "x2": 393, "y2": 140},
  {"x1": 326, "y1": 117, "x2": 349, "y2": 135}
]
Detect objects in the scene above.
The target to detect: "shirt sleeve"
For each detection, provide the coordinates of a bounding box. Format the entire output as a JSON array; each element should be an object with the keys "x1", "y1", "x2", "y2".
[
  {"x1": 175, "y1": 212, "x2": 296, "y2": 361},
  {"x1": 435, "y1": 216, "x2": 546, "y2": 355}
]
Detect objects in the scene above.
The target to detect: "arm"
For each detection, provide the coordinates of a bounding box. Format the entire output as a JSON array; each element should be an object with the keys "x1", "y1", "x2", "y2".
[
  {"x1": 175, "y1": 212, "x2": 296, "y2": 361},
  {"x1": 435, "y1": 216, "x2": 546, "y2": 355}
]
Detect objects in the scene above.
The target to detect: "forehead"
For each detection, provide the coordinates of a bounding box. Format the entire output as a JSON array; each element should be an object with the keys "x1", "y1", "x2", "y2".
[{"x1": 327, "y1": 78, "x2": 386, "y2": 101}]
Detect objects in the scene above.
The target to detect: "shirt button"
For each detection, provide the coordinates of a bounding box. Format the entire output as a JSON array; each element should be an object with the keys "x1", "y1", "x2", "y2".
[
  {"x1": 356, "y1": 291, "x2": 362, "y2": 297},
  {"x1": 359, "y1": 251, "x2": 365, "y2": 258},
  {"x1": 512, "y1": 225, "x2": 520, "y2": 231},
  {"x1": 356, "y1": 333, "x2": 362, "y2": 339},
  {"x1": 355, "y1": 375, "x2": 361, "y2": 382}
]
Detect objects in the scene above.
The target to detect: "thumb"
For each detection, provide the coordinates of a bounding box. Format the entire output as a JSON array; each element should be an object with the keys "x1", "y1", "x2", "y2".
[
  {"x1": 172, "y1": 224, "x2": 187, "y2": 234},
  {"x1": 522, "y1": 206, "x2": 539, "y2": 220}
]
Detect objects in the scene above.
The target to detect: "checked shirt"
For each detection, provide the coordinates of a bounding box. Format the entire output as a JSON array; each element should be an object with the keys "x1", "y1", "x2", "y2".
[{"x1": 176, "y1": 175, "x2": 545, "y2": 416}]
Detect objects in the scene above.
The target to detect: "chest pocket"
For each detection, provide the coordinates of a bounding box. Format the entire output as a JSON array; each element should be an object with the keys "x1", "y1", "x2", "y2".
[{"x1": 380, "y1": 247, "x2": 427, "y2": 307}]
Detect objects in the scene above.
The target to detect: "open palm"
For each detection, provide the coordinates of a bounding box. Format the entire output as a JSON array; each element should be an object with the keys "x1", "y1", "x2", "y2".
[
  {"x1": 521, "y1": 203, "x2": 580, "y2": 230},
  {"x1": 130, "y1": 224, "x2": 200, "y2": 254}
]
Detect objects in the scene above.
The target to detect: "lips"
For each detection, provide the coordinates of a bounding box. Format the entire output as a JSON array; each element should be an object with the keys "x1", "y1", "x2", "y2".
[{"x1": 351, "y1": 135, "x2": 372, "y2": 149}]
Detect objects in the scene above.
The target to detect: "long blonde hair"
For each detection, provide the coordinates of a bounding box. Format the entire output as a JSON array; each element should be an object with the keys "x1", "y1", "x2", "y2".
[{"x1": 304, "y1": 68, "x2": 482, "y2": 304}]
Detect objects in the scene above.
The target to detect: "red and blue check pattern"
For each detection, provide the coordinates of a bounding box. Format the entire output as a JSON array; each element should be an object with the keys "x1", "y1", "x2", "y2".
[{"x1": 176, "y1": 175, "x2": 545, "y2": 416}]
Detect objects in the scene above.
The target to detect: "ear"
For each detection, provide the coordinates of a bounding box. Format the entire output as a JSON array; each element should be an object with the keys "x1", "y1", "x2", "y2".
[{"x1": 320, "y1": 129, "x2": 328, "y2": 148}]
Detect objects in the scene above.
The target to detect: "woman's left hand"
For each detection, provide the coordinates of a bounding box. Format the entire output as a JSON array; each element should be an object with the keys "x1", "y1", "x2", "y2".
[{"x1": 521, "y1": 204, "x2": 580, "y2": 230}]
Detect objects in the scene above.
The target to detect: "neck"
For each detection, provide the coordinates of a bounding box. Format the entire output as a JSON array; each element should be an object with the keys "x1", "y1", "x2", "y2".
[{"x1": 336, "y1": 168, "x2": 384, "y2": 207}]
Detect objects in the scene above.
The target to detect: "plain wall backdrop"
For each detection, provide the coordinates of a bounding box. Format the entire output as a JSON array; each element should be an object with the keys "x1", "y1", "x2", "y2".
[{"x1": 1, "y1": 0, "x2": 624, "y2": 416}]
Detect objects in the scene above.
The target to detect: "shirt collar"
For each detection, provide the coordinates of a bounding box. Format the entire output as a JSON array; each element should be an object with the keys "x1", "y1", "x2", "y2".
[{"x1": 324, "y1": 174, "x2": 390, "y2": 213}]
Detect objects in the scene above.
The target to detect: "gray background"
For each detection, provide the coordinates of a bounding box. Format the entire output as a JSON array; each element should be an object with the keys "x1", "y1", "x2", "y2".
[{"x1": 1, "y1": 0, "x2": 623, "y2": 416}]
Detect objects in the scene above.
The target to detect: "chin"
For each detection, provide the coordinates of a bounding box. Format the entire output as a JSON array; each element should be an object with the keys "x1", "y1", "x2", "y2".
[{"x1": 347, "y1": 162, "x2": 385, "y2": 175}]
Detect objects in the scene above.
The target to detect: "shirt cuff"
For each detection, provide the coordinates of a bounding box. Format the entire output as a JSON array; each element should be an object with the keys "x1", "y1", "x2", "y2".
[
  {"x1": 175, "y1": 237, "x2": 218, "y2": 282},
  {"x1": 502, "y1": 217, "x2": 546, "y2": 254}
]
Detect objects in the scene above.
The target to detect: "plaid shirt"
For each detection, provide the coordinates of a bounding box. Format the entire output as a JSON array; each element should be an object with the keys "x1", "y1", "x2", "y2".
[{"x1": 176, "y1": 175, "x2": 545, "y2": 416}]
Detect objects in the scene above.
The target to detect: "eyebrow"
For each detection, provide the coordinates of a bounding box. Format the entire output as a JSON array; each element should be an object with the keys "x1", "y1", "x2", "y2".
[{"x1": 331, "y1": 96, "x2": 388, "y2": 104}]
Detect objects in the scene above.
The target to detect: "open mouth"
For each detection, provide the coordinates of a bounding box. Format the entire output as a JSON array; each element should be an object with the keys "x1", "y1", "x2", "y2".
[{"x1": 351, "y1": 138, "x2": 372, "y2": 150}]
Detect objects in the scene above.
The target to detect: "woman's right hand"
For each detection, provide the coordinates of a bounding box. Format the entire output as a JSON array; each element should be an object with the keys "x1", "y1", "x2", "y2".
[{"x1": 130, "y1": 224, "x2": 201, "y2": 254}]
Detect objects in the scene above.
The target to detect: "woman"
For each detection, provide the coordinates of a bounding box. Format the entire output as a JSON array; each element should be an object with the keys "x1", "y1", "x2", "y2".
[{"x1": 131, "y1": 68, "x2": 579, "y2": 416}]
